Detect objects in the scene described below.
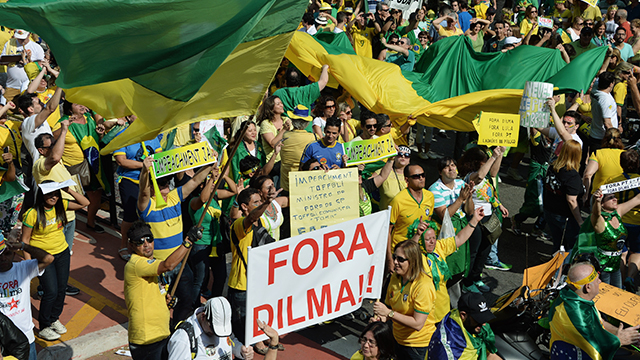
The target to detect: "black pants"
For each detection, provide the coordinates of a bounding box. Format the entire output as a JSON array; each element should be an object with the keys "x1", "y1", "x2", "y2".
[
  {"x1": 210, "y1": 254, "x2": 227, "y2": 298},
  {"x1": 462, "y1": 226, "x2": 490, "y2": 286},
  {"x1": 39, "y1": 248, "x2": 70, "y2": 328},
  {"x1": 166, "y1": 261, "x2": 194, "y2": 325},
  {"x1": 129, "y1": 337, "x2": 168, "y2": 360}
]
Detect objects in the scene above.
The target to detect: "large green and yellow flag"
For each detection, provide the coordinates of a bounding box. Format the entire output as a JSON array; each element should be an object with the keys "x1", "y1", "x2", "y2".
[
  {"x1": 287, "y1": 32, "x2": 608, "y2": 130},
  {"x1": 0, "y1": 0, "x2": 308, "y2": 154}
]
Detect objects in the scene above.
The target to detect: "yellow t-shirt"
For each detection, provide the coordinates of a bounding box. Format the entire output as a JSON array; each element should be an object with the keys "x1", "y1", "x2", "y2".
[
  {"x1": 520, "y1": 18, "x2": 539, "y2": 36},
  {"x1": 172, "y1": 123, "x2": 192, "y2": 147},
  {"x1": 390, "y1": 122, "x2": 407, "y2": 146},
  {"x1": 424, "y1": 236, "x2": 458, "y2": 342},
  {"x1": 552, "y1": 8, "x2": 572, "y2": 21},
  {"x1": 33, "y1": 156, "x2": 76, "y2": 221},
  {"x1": 228, "y1": 217, "x2": 266, "y2": 291},
  {"x1": 259, "y1": 119, "x2": 282, "y2": 163},
  {"x1": 350, "y1": 25, "x2": 377, "y2": 58},
  {"x1": 573, "y1": 5, "x2": 602, "y2": 21},
  {"x1": 438, "y1": 26, "x2": 463, "y2": 37},
  {"x1": 380, "y1": 171, "x2": 406, "y2": 210},
  {"x1": 280, "y1": 130, "x2": 317, "y2": 192},
  {"x1": 474, "y1": 3, "x2": 489, "y2": 19},
  {"x1": 606, "y1": 173, "x2": 640, "y2": 225},
  {"x1": 22, "y1": 200, "x2": 69, "y2": 255},
  {"x1": 385, "y1": 272, "x2": 436, "y2": 346},
  {"x1": 614, "y1": 81, "x2": 627, "y2": 106},
  {"x1": 588, "y1": 148, "x2": 624, "y2": 194},
  {"x1": 350, "y1": 351, "x2": 364, "y2": 360},
  {"x1": 0, "y1": 120, "x2": 22, "y2": 167},
  {"x1": 124, "y1": 254, "x2": 170, "y2": 345},
  {"x1": 344, "y1": 118, "x2": 361, "y2": 142},
  {"x1": 51, "y1": 122, "x2": 84, "y2": 167},
  {"x1": 389, "y1": 189, "x2": 435, "y2": 249}
]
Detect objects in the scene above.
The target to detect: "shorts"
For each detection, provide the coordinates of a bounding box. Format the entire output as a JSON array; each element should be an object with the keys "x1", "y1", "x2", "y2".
[
  {"x1": 626, "y1": 223, "x2": 640, "y2": 253},
  {"x1": 119, "y1": 178, "x2": 139, "y2": 223}
]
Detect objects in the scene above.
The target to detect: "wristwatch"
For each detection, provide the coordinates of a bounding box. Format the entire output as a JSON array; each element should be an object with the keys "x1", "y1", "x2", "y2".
[
  {"x1": 388, "y1": 310, "x2": 395, "y2": 318},
  {"x1": 268, "y1": 344, "x2": 279, "y2": 350},
  {"x1": 182, "y1": 240, "x2": 193, "y2": 249}
]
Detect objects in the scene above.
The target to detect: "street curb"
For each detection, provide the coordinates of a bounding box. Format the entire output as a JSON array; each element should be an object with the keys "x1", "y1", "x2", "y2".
[{"x1": 37, "y1": 322, "x2": 129, "y2": 360}]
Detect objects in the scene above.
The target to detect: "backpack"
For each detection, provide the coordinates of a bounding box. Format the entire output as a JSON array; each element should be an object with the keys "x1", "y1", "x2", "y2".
[{"x1": 174, "y1": 320, "x2": 198, "y2": 359}]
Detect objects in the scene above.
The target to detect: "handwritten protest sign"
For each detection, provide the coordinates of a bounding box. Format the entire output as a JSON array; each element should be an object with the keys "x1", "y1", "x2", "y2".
[
  {"x1": 289, "y1": 168, "x2": 359, "y2": 236},
  {"x1": 151, "y1": 141, "x2": 217, "y2": 179},
  {"x1": 473, "y1": 112, "x2": 519, "y2": 147},
  {"x1": 538, "y1": 17, "x2": 553, "y2": 28},
  {"x1": 594, "y1": 283, "x2": 640, "y2": 325},
  {"x1": 519, "y1": 81, "x2": 554, "y2": 128},
  {"x1": 246, "y1": 211, "x2": 389, "y2": 344},
  {"x1": 600, "y1": 177, "x2": 640, "y2": 194},
  {"x1": 344, "y1": 134, "x2": 397, "y2": 166}
]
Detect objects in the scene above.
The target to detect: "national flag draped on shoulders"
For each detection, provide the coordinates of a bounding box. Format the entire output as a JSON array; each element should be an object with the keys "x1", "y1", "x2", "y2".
[
  {"x1": 288, "y1": 31, "x2": 607, "y2": 130},
  {"x1": 0, "y1": 0, "x2": 309, "y2": 154}
]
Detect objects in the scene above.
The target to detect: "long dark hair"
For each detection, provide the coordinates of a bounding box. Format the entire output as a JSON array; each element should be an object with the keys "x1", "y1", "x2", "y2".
[
  {"x1": 359, "y1": 321, "x2": 395, "y2": 360},
  {"x1": 249, "y1": 175, "x2": 273, "y2": 192},
  {"x1": 458, "y1": 146, "x2": 489, "y2": 177},
  {"x1": 33, "y1": 181, "x2": 68, "y2": 231},
  {"x1": 257, "y1": 96, "x2": 280, "y2": 125}
]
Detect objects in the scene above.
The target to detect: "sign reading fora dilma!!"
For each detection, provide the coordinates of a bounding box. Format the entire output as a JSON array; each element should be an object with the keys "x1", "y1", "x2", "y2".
[{"x1": 519, "y1": 81, "x2": 554, "y2": 128}]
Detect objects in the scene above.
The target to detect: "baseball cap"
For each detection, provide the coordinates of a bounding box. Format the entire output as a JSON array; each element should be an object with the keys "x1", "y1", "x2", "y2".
[
  {"x1": 128, "y1": 223, "x2": 154, "y2": 245},
  {"x1": 458, "y1": 292, "x2": 496, "y2": 324},
  {"x1": 204, "y1": 297, "x2": 232, "y2": 337},
  {"x1": 504, "y1": 36, "x2": 522, "y2": 45},
  {"x1": 14, "y1": 29, "x2": 29, "y2": 40}
]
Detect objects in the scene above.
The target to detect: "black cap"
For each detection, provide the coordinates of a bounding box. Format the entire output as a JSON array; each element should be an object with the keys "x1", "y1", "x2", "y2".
[
  {"x1": 458, "y1": 292, "x2": 496, "y2": 324},
  {"x1": 128, "y1": 224, "x2": 153, "y2": 244},
  {"x1": 487, "y1": 6, "x2": 496, "y2": 15}
]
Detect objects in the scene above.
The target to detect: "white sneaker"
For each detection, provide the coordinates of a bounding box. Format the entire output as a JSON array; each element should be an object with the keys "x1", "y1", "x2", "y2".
[
  {"x1": 427, "y1": 151, "x2": 443, "y2": 159},
  {"x1": 50, "y1": 320, "x2": 67, "y2": 334},
  {"x1": 418, "y1": 152, "x2": 428, "y2": 160},
  {"x1": 39, "y1": 326, "x2": 61, "y2": 340}
]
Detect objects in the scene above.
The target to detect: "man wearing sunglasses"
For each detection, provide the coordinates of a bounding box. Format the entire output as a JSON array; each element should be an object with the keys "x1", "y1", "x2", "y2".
[
  {"x1": 353, "y1": 110, "x2": 378, "y2": 142},
  {"x1": 388, "y1": 163, "x2": 435, "y2": 272},
  {"x1": 124, "y1": 220, "x2": 199, "y2": 360}
]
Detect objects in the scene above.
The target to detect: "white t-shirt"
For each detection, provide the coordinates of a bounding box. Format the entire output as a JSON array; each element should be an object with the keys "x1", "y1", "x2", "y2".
[
  {"x1": 567, "y1": 27, "x2": 580, "y2": 42},
  {"x1": 590, "y1": 90, "x2": 618, "y2": 140},
  {"x1": 312, "y1": 117, "x2": 326, "y2": 134},
  {"x1": 333, "y1": 27, "x2": 344, "y2": 34},
  {"x1": 2, "y1": 40, "x2": 45, "y2": 90},
  {"x1": 168, "y1": 308, "x2": 243, "y2": 360},
  {"x1": 0, "y1": 260, "x2": 43, "y2": 343},
  {"x1": 307, "y1": 25, "x2": 318, "y2": 35},
  {"x1": 548, "y1": 127, "x2": 583, "y2": 156},
  {"x1": 21, "y1": 114, "x2": 53, "y2": 162}
]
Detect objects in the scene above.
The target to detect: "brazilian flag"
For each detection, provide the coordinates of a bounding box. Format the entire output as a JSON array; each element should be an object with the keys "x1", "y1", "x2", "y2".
[
  {"x1": 549, "y1": 287, "x2": 620, "y2": 360},
  {"x1": 428, "y1": 309, "x2": 497, "y2": 360},
  {"x1": 60, "y1": 113, "x2": 111, "y2": 194}
]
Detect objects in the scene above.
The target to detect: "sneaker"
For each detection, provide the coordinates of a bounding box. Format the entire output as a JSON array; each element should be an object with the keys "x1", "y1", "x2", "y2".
[
  {"x1": 485, "y1": 260, "x2": 512, "y2": 271},
  {"x1": 39, "y1": 326, "x2": 61, "y2": 341},
  {"x1": 418, "y1": 152, "x2": 428, "y2": 160},
  {"x1": 65, "y1": 284, "x2": 80, "y2": 296},
  {"x1": 626, "y1": 277, "x2": 638, "y2": 293},
  {"x1": 427, "y1": 151, "x2": 443, "y2": 159},
  {"x1": 88, "y1": 223, "x2": 105, "y2": 233},
  {"x1": 437, "y1": 129, "x2": 449, "y2": 138},
  {"x1": 507, "y1": 168, "x2": 525, "y2": 182},
  {"x1": 509, "y1": 216, "x2": 523, "y2": 236},
  {"x1": 474, "y1": 280, "x2": 491, "y2": 292},
  {"x1": 50, "y1": 320, "x2": 67, "y2": 334},
  {"x1": 462, "y1": 283, "x2": 481, "y2": 293},
  {"x1": 532, "y1": 229, "x2": 551, "y2": 241}
]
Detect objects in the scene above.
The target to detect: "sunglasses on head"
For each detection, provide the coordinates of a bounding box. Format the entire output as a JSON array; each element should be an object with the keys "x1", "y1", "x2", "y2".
[
  {"x1": 409, "y1": 172, "x2": 426, "y2": 179},
  {"x1": 392, "y1": 254, "x2": 408, "y2": 263},
  {"x1": 130, "y1": 236, "x2": 154, "y2": 246}
]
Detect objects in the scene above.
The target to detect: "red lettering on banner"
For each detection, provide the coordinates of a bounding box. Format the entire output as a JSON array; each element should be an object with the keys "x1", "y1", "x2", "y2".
[
  {"x1": 253, "y1": 305, "x2": 274, "y2": 337},
  {"x1": 287, "y1": 295, "x2": 306, "y2": 325},
  {"x1": 277, "y1": 298, "x2": 284, "y2": 329},
  {"x1": 268, "y1": 245, "x2": 289, "y2": 285},
  {"x1": 293, "y1": 239, "x2": 319, "y2": 275},
  {"x1": 307, "y1": 284, "x2": 333, "y2": 319},
  {"x1": 335, "y1": 279, "x2": 356, "y2": 312},
  {"x1": 347, "y1": 223, "x2": 374, "y2": 260},
  {"x1": 323, "y1": 230, "x2": 346, "y2": 268}
]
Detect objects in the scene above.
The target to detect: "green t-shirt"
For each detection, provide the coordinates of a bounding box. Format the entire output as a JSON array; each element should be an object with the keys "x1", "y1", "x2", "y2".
[
  {"x1": 273, "y1": 82, "x2": 321, "y2": 113},
  {"x1": 188, "y1": 201, "x2": 222, "y2": 246},
  {"x1": 386, "y1": 50, "x2": 415, "y2": 71}
]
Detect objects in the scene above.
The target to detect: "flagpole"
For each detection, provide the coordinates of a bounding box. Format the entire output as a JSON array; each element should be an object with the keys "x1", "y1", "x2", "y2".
[{"x1": 169, "y1": 120, "x2": 250, "y2": 300}]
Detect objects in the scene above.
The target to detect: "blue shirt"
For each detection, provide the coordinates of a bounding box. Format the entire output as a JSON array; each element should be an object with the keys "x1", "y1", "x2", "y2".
[
  {"x1": 301, "y1": 139, "x2": 345, "y2": 168},
  {"x1": 114, "y1": 136, "x2": 162, "y2": 183},
  {"x1": 458, "y1": 11, "x2": 473, "y2": 33}
]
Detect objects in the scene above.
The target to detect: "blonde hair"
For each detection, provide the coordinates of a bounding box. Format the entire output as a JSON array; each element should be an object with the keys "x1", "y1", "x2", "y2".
[
  {"x1": 553, "y1": 139, "x2": 582, "y2": 172},
  {"x1": 602, "y1": 128, "x2": 624, "y2": 149},
  {"x1": 393, "y1": 241, "x2": 425, "y2": 282}
]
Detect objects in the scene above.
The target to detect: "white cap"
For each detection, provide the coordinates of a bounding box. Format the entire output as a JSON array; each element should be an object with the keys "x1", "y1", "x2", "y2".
[
  {"x1": 14, "y1": 29, "x2": 29, "y2": 40},
  {"x1": 204, "y1": 297, "x2": 232, "y2": 337},
  {"x1": 504, "y1": 36, "x2": 522, "y2": 45}
]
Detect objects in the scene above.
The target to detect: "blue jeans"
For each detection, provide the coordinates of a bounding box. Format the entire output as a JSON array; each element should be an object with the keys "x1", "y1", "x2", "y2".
[
  {"x1": 601, "y1": 270, "x2": 623, "y2": 289},
  {"x1": 187, "y1": 243, "x2": 211, "y2": 308},
  {"x1": 63, "y1": 219, "x2": 76, "y2": 252},
  {"x1": 487, "y1": 239, "x2": 500, "y2": 265},
  {"x1": 228, "y1": 288, "x2": 247, "y2": 344},
  {"x1": 544, "y1": 210, "x2": 581, "y2": 252},
  {"x1": 395, "y1": 344, "x2": 427, "y2": 360},
  {"x1": 29, "y1": 341, "x2": 37, "y2": 360},
  {"x1": 38, "y1": 247, "x2": 70, "y2": 328}
]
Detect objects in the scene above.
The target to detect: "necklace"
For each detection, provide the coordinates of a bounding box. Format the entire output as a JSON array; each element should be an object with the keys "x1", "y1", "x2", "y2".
[{"x1": 264, "y1": 202, "x2": 277, "y2": 222}]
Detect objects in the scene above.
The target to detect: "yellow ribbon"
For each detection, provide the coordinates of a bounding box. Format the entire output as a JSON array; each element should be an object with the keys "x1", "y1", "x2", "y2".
[{"x1": 566, "y1": 266, "x2": 598, "y2": 289}]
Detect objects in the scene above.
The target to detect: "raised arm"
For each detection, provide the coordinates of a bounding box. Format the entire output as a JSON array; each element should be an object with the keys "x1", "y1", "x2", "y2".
[
  {"x1": 44, "y1": 119, "x2": 69, "y2": 172},
  {"x1": 181, "y1": 163, "x2": 216, "y2": 199},
  {"x1": 381, "y1": 37, "x2": 409, "y2": 56},
  {"x1": 242, "y1": 191, "x2": 277, "y2": 231},
  {"x1": 6, "y1": 241, "x2": 54, "y2": 271},
  {"x1": 65, "y1": 187, "x2": 91, "y2": 210},
  {"x1": 34, "y1": 86, "x2": 63, "y2": 130},
  {"x1": 455, "y1": 207, "x2": 484, "y2": 247},
  {"x1": 26, "y1": 67, "x2": 47, "y2": 94},
  {"x1": 546, "y1": 97, "x2": 573, "y2": 142},
  {"x1": 371, "y1": 157, "x2": 395, "y2": 188},
  {"x1": 317, "y1": 64, "x2": 330, "y2": 91},
  {"x1": 137, "y1": 156, "x2": 153, "y2": 212}
]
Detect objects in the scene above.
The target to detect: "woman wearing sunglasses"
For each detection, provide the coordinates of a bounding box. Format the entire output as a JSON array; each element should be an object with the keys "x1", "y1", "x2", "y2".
[
  {"x1": 372, "y1": 240, "x2": 434, "y2": 360},
  {"x1": 21, "y1": 180, "x2": 89, "y2": 341}
]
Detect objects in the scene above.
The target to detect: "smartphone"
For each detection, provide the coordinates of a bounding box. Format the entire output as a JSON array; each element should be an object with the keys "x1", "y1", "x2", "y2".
[{"x1": 3, "y1": 147, "x2": 9, "y2": 154}]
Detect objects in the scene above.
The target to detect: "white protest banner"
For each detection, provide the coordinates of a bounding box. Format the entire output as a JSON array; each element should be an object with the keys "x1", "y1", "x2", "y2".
[
  {"x1": 388, "y1": 0, "x2": 420, "y2": 13},
  {"x1": 245, "y1": 211, "x2": 389, "y2": 344},
  {"x1": 199, "y1": 119, "x2": 225, "y2": 142},
  {"x1": 600, "y1": 177, "x2": 640, "y2": 194},
  {"x1": 289, "y1": 168, "x2": 359, "y2": 236},
  {"x1": 519, "y1": 81, "x2": 554, "y2": 128}
]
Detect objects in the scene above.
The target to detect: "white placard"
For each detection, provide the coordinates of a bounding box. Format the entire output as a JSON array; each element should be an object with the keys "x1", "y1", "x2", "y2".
[
  {"x1": 601, "y1": 177, "x2": 640, "y2": 194},
  {"x1": 38, "y1": 179, "x2": 78, "y2": 195},
  {"x1": 199, "y1": 120, "x2": 225, "y2": 142},
  {"x1": 519, "y1": 81, "x2": 554, "y2": 128},
  {"x1": 245, "y1": 211, "x2": 390, "y2": 344},
  {"x1": 388, "y1": 0, "x2": 420, "y2": 15}
]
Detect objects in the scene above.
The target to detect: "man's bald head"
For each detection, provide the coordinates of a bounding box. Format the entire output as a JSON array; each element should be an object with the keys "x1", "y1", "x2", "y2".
[{"x1": 567, "y1": 262, "x2": 600, "y2": 300}]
